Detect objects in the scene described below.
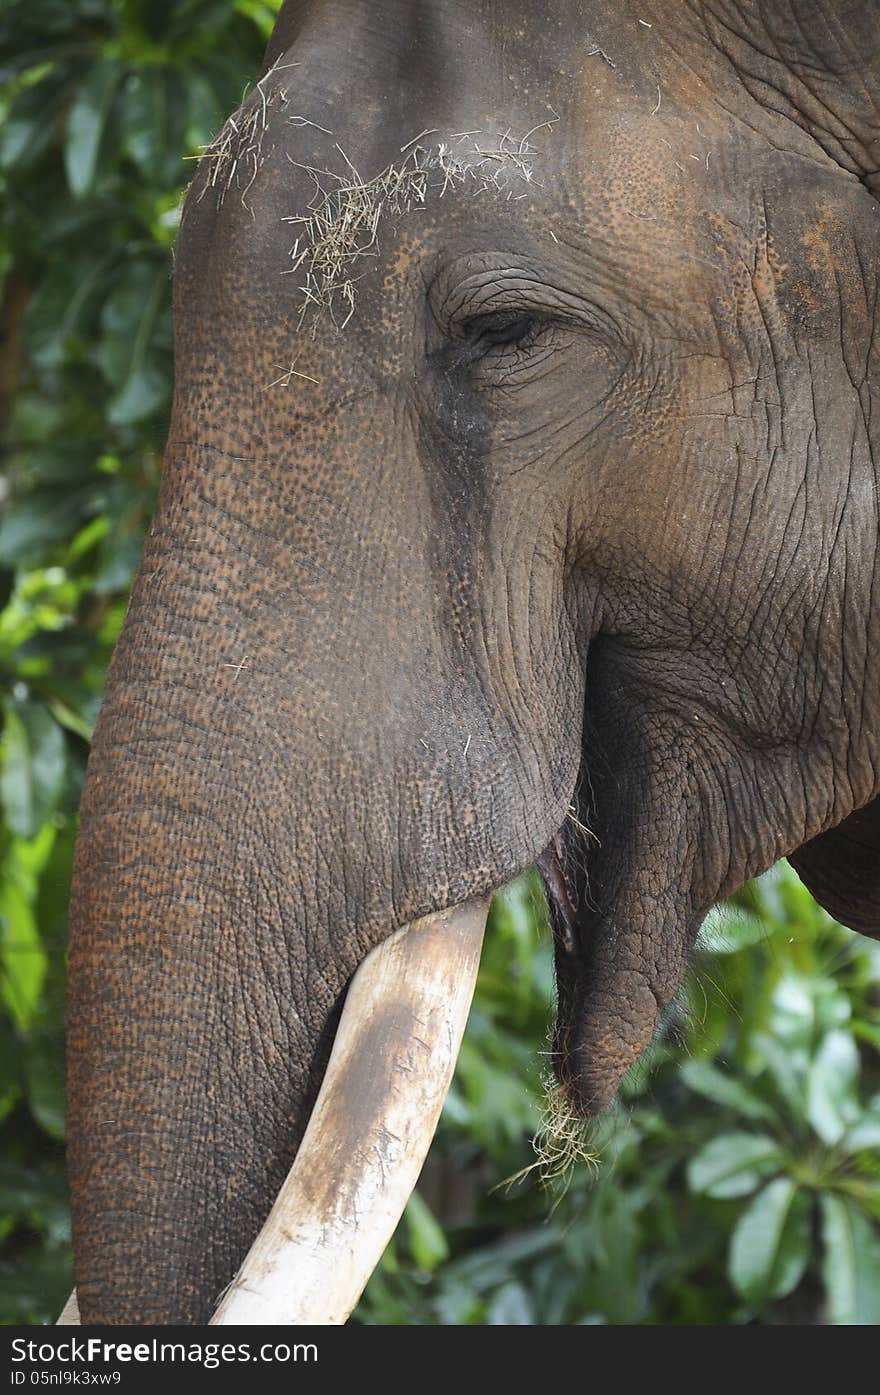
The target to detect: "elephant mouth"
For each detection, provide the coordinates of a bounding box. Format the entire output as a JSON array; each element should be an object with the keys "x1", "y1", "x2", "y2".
[
  {"x1": 537, "y1": 828, "x2": 580, "y2": 955},
  {"x1": 536, "y1": 816, "x2": 598, "y2": 1109}
]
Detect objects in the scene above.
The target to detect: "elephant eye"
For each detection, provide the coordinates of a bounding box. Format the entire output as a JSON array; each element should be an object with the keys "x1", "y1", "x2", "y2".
[{"x1": 461, "y1": 310, "x2": 536, "y2": 349}]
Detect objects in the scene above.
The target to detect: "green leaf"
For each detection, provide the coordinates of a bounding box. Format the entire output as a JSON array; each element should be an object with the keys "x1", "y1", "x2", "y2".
[
  {"x1": 1, "y1": 706, "x2": 66, "y2": 840},
  {"x1": 0, "y1": 1009, "x2": 23, "y2": 1122},
  {"x1": 729, "y1": 1177, "x2": 811, "y2": 1303},
  {"x1": 771, "y1": 973, "x2": 817, "y2": 1046},
  {"x1": 0, "y1": 72, "x2": 72, "y2": 173},
  {"x1": 26, "y1": 254, "x2": 114, "y2": 369},
  {"x1": 186, "y1": 71, "x2": 227, "y2": 150},
  {"x1": 123, "y1": 68, "x2": 190, "y2": 187},
  {"x1": 234, "y1": 0, "x2": 283, "y2": 38},
  {"x1": 687, "y1": 1132, "x2": 785, "y2": 1199},
  {"x1": 821, "y1": 1195, "x2": 880, "y2": 1324},
  {"x1": 107, "y1": 354, "x2": 168, "y2": 426},
  {"x1": 0, "y1": 1159, "x2": 68, "y2": 1220},
  {"x1": 0, "y1": 882, "x2": 46, "y2": 1032},
  {"x1": 696, "y1": 906, "x2": 771, "y2": 954},
  {"x1": 95, "y1": 261, "x2": 170, "y2": 425},
  {"x1": 487, "y1": 1281, "x2": 533, "y2": 1325},
  {"x1": 807, "y1": 1029, "x2": 860, "y2": 1145},
  {"x1": 167, "y1": 0, "x2": 241, "y2": 40},
  {"x1": 404, "y1": 1190, "x2": 448, "y2": 1272},
  {"x1": 25, "y1": 1037, "x2": 66, "y2": 1140},
  {"x1": 47, "y1": 698, "x2": 94, "y2": 744},
  {"x1": 93, "y1": 531, "x2": 144, "y2": 595},
  {"x1": 843, "y1": 1097, "x2": 880, "y2": 1154},
  {"x1": 679, "y1": 1060, "x2": 775, "y2": 1123},
  {"x1": 122, "y1": 70, "x2": 166, "y2": 182},
  {"x1": 64, "y1": 60, "x2": 120, "y2": 197},
  {"x1": 752, "y1": 1032, "x2": 809, "y2": 1123},
  {"x1": 0, "y1": 487, "x2": 99, "y2": 567}
]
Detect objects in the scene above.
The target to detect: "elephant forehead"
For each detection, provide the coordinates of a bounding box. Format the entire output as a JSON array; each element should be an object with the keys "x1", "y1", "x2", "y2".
[
  {"x1": 176, "y1": 0, "x2": 874, "y2": 372},
  {"x1": 182, "y1": 21, "x2": 626, "y2": 298}
]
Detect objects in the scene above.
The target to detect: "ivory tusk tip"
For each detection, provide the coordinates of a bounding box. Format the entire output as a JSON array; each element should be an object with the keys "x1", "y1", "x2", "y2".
[{"x1": 57, "y1": 1290, "x2": 80, "y2": 1325}]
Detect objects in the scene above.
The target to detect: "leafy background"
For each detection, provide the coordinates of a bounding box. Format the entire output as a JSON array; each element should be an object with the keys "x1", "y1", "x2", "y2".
[{"x1": 1, "y1": 0, "x2": 878, "y2": 1326}]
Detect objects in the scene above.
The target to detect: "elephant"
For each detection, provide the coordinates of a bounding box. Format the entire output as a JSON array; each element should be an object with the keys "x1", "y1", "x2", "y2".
[{"x1": 65, "y1": 0, "x2": 880, "y2": 1324}]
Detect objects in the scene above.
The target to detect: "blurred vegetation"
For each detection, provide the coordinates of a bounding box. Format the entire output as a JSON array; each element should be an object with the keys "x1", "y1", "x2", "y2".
[
  {"x1": 1, "y1": 0, "x2": 879, "y2": 1327},
  {"x1": 361, "y1": 870, "x2": 880, "y2": 1325}
]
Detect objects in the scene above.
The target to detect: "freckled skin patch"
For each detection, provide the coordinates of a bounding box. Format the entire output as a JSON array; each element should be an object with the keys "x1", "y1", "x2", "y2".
[{"x1": 68, "y1": 0, "x2": 880, "y2": 1322}]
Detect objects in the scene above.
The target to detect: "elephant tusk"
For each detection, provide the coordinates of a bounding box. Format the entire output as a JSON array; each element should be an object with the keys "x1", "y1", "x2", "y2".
[
  {"x1": 57, "y1": 896, "x2": 488, "y2": 1327},
  {"x1": 57, "y1": 1291, "x2": 80, "y2": 1324},
  {"x1": 208, "y1": 895, "x2": 489, "y2": 1325}
]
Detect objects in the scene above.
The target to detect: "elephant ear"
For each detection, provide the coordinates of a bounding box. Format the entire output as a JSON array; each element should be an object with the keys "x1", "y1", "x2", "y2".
[{"x1": 789, "y1": 797, "x2": 880, "y2": 939}]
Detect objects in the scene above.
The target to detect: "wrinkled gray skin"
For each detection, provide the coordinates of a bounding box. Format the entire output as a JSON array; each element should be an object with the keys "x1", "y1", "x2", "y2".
[{"x1": 67, "y1": 0, "x2": 879, "y2": 1323}]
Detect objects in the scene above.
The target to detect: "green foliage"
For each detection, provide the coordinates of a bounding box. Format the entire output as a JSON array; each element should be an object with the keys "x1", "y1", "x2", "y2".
[
  {"x1": 1, "y1": 0, "x2": 878, "y2": 1328},
  {"x1": 355, "y1": 869, "x2": 880, "y2": 1325}
]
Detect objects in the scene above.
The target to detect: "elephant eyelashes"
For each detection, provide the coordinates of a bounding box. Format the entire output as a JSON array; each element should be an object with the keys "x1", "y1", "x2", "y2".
[{"x1": 460, "y1": 310, "x2": 537, "y2": 351}]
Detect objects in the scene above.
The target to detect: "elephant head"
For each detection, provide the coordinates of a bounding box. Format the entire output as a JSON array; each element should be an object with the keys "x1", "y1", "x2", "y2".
[{"x1": 66, "y1": 0, "x2": 880, "y2": 1323}]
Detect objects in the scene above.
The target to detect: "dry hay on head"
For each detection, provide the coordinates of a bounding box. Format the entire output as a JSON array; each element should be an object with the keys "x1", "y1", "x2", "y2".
[
  {"x1": 195, "y1": 79, "x2": 558, "y2": 325},
  {"x1": 195, "y1": 56, "x2": 333, "y2": 213},
  {"x1": 282, "y1": 116, "x2": 559, "y2": 331}
]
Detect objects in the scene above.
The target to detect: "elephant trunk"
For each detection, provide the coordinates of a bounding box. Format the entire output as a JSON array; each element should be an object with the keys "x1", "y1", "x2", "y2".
[
  {"x1": 66, "y1": 715, "x2": 333, "y2": 1321},
  {"x1": 64, "y1": 445, "x2": 554, "y2": 1324},
  {"x1": 64, "y1": 524, "x2": 397, "y2": 1322}
]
